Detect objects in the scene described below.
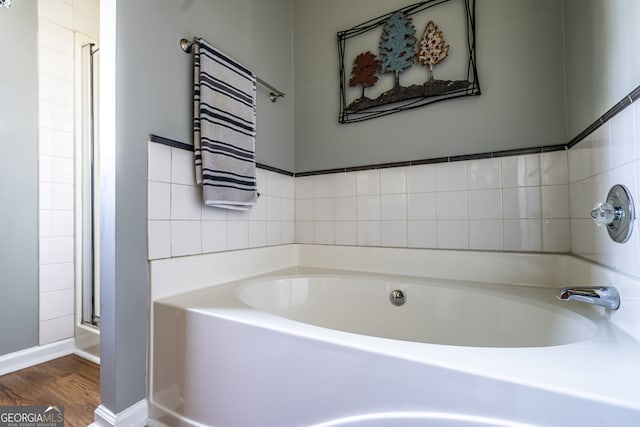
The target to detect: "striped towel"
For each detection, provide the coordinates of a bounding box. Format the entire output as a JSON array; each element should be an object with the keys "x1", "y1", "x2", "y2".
[{"x1": 193, "y1": 38, "x2": 258, "y2": 210}]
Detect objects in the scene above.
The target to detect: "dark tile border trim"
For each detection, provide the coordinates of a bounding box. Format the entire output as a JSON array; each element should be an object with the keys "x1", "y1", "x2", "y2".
[
  {"x1": 410, "y1": 157, "x2": 450, "y2": 166},
  {"x1": 255, "y1": 163, "x2": 294, "y2": 177},
  {"x1": 149, "y1": 134, "x2": 294, "y2": 176},
  {"x1": 567, "y1": 83, "x2": 640, "y2": 149},
  {"x1": 150, "y1": 83, "x2": 639, "y2": 178},
  {"x1": 299, "y1": 145, "x2": 568, "y2": 176},
  {"x1": 149, "y1": 134, "x2": 193, "y2": 151}
]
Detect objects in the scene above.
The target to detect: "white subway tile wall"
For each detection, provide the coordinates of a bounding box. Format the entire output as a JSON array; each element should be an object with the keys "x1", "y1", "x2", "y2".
[
  {"x1": 147, "y1": 101, "x2": 639, "y2": 280},
  {"x1": 501, "y1": 154, "x2": 541, "y2": 187},
  {"x1": 467, "y1": 158, "x2": 501, "y2": 190},
  {"x1": 147, "y1": 143, "x2": 295, "y2": 260},
  {"x1": 38, "y1": 0, "x2": 99, "y2": 346},
  {"x1": 436, "y1": 162, "x2": 467, "y2": 191},
  {"x1": 569, "y1": 102, "x2": 640, "y2": 277},
  {"x1": 294, "y1": 151, "x2": 572, "y2": 253}
]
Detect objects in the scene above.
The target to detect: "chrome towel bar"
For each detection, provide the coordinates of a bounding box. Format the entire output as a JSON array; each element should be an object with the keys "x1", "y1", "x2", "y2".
[{"x1": 180, "y1": 37, "x2": 285, "y2": 103}]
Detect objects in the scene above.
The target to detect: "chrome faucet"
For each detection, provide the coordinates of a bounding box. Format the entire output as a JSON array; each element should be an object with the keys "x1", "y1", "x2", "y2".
[{"x1": 556, "y1": 286, "x2": 620, "y2": 310}]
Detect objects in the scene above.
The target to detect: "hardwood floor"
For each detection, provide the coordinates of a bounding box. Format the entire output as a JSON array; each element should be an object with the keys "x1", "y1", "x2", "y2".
[{"x1": 0, "y1": 355, "x2": 99, "y2": 427}]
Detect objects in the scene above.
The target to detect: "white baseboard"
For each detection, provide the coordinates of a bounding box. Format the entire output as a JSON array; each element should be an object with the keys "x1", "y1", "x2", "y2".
[
  {"x1": 0, "y1": 339, "x2": 74, "y2": 376},
  {"x1": 74, "y1": 348, "x2": 100, "y2": 365},
  {"x1": 90, "y1": 399, "x2": 148, "y2": 427}
]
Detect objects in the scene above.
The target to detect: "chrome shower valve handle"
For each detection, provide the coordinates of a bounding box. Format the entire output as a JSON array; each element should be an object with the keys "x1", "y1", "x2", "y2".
[
  {"x1": 591, "y1": 184, "x2": 635, "y2": 243},
  {"x1": 591, "y1": 202, "x2": 621, "y2": 227}
]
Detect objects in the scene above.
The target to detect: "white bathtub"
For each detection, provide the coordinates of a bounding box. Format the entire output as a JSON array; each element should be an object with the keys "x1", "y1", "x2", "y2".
[
  {"x1": 236, "y1": 275, "x2": 597, "y2": 348},
  {"x1": 150, "y1": 262, "x2": 640, "y2": 427}
]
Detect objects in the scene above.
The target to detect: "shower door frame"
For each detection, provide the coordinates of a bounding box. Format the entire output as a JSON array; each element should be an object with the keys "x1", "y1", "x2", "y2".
[{"x1": 76, "y1": 35, "x2": 101, "y2": 330}]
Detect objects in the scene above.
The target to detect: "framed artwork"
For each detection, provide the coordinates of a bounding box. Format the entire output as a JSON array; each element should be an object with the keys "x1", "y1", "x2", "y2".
[{"x1": 338, "y1": 0, "x2": 480, "y2": 124}]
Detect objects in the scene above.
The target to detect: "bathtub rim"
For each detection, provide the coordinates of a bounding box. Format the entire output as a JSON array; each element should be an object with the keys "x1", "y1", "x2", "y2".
[{"x1": 149, "y1": 244, "x2": 640, "y2": 306}]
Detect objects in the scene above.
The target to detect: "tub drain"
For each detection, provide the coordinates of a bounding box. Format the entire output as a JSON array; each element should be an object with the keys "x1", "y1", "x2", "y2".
[{"x1": 389, "y1": 289, "x2": 406, "y2": 306}]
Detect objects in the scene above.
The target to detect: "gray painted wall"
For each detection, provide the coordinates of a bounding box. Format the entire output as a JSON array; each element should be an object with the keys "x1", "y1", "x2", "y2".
[
  {"x1": 293, "y1": 0, "x2": 567, "y2": 172},
  {"x1": 564, "y1": 0, "x2": 640, "y2": 140},
  {"x1": 0, "y1": 1, "x2": 39, "y2": 355},
  {"x1": 109, "y1": 0, "x2": 294, "y2": 413},
  {"x1": 118, "y1": 0, "x2": 294, "y2": 172}
]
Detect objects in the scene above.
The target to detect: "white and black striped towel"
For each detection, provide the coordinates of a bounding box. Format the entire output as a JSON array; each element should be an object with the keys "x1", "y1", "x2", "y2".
[{"x1": 193, "y1": 38, "x2": 258, "y2": 210}]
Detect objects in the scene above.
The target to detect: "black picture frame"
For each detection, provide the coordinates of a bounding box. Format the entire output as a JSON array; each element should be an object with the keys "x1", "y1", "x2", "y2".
[{"x1": 338, "y1": 0, "x2": 480, "y2": 124}]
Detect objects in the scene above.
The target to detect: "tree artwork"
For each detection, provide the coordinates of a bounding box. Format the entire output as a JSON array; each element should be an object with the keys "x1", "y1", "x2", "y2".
[
  {"x1": 338, "y1": 0, "x2": 481, "y2": 123},
  {"x1": 349, "y1": 51, "x2": 381, "y2": 99},
  {"x1": 378, "y1": 11, "x2": 416, "y2": 88},
  {"x1": 417, "y1": 20, "x2": 450, "y2": 81}
]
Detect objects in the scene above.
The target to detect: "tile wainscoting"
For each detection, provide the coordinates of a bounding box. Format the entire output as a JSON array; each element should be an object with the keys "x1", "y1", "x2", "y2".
[
  {"x1": 294, "y1": 151, "x2": 571, "y2": 253},
  {"x1": 147, "y1": 92, "x2": 639, "y2": 281},
  {"x1": 147, "y1": 142, "x2": 295, "y2": 260}
]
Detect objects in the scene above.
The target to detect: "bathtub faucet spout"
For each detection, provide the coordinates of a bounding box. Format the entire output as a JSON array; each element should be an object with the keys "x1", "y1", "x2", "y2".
[{"x1": 556, "y1": 286, "x2": 620, "y2": 310}]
